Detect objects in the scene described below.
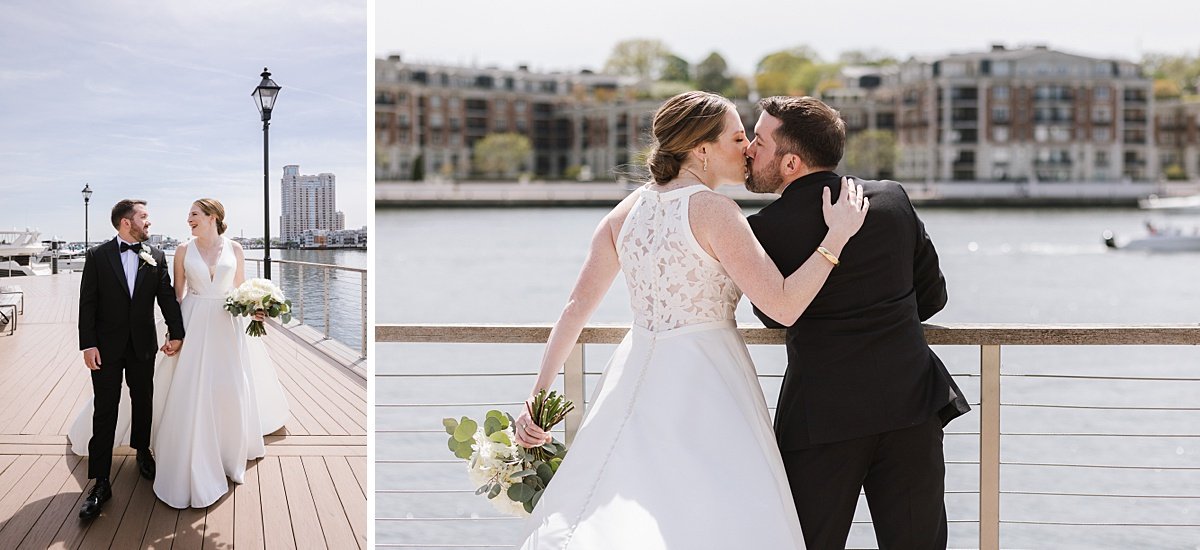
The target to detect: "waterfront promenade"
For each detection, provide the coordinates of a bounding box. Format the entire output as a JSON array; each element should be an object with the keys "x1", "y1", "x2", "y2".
[
  {"x1": 377, "y1": 180, "x2": 1200, "y2": 208},
  {"x1": 0, "y1": 274, "x2": 366, "y2": 549}
]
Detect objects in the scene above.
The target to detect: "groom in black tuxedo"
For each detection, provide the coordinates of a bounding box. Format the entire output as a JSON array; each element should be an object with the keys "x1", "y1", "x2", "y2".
[
  {"x1": 745, "y1": 96, "x2": 970, "y2": 549},
  {"x1": 77, "y1": 199, "x2": 184, "y2": 519}
]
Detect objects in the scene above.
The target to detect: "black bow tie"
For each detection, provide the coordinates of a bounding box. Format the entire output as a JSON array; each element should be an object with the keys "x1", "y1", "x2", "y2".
[{"x1": 120, "y1": 242, "x2": 143, "y2": 253}]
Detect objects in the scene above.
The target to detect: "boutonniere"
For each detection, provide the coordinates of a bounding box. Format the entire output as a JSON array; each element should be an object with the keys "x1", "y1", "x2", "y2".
[{"x1": 137, "y1": 249, "x2": 157, "y2": 267}]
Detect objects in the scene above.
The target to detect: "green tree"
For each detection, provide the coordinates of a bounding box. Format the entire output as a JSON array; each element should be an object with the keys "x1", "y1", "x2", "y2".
[
  {"x1": 472, "y1": 133, "x2": 532, "y2": 179},
  {"x1": 755, "y1": 46, "x2": 823, "y2": 97},
  {"x1": 837, "y1": 49, "x2": 898, "y2": 66},
  {"x1": 1143, "y1": 52, "x2": 1200, "y2": 96},
  {"x1": 604, "y1": 39, "x2": 671, "y2": 82},
  {"x1": 696, "y1": 52, "x2": 732, "y2": 94},
  {"x1": 661, "y1": 54, "x2": 691, "y2": 83},
  {"x1": 844, "y1": 130, "x2": 897, "y2": 179},
  {"x1": 724, "y1": 76, "x2": 751, "y2": 100}
]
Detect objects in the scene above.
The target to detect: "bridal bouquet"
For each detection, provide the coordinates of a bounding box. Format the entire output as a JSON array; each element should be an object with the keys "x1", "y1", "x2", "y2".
[
  {"x1": 444, "y1": 390, "x2": 575, "y2": 516},
  {"x1": 224, "y1": 278, "x2": 292, "y2": 337}
]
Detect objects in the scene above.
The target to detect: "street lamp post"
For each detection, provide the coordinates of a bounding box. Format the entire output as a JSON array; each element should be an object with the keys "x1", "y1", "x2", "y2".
[
  {"x1": 252, "y1": 68, "x2": 281, "y2": 279},
  {"x1": 81, "y1": 184, "x2": 92, "y2": 250}
]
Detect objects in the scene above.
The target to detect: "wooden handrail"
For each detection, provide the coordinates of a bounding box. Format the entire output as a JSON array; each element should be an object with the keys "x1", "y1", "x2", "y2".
[{"x1": 377, "y1": 323, "x2": 1200, "y2": 346}]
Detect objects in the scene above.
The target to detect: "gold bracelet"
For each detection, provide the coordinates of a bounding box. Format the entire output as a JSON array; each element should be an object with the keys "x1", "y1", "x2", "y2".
[{"x1": 816, "y1": 246, "x2": 840, "y2": 266}]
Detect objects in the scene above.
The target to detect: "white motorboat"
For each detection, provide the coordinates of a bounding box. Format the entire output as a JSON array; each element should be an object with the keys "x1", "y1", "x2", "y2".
[
  {"x1": 0, "y1": 229, "x2": 51, "y2": 276},
  {"x1": 1138, "y1": 194, "x2": 1200, "y2": 212},
  {"x1": 1103, "y1": 228, "x2": 1200, "y2": 252}
]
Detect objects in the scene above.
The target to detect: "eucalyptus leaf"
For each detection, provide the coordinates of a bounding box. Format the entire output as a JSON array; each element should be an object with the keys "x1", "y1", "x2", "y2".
[
  {"x1": 442, "y1": 418, "x2": 459, "y2": 435},
  {"x1": 488, "y1": 431, "x2": 511, "y2": 446},
  {"x1": 530, "y1": 488, "x2": 544, "y2": 510},
  {"x1": 549, "y1": 457, "x2": 563, "y2": 473},
  {"x1": 523, "y1": 499, "x2": 535, "y2": 513},
  {"x1": 475, "y1": 483, "x2": 490, "y2": 495},
  {"x1": 536, "y1": 463, "x2": 554, "y2": 484},
  {"x1": 511, "y1": 469, "x2": 537, "y2": 479},
  {"x1": 507, "y1": 483, "x2": 534, "y2": 503},
  {"x1": 453, "y1": 417, "x2": 477, "y2": 442},
  {"x1": 484, "y1": 416, "x2": 502, "y2": 437},
  {"x1": 539, "y1": 442, "x2": 557, "y2": 456},
  {"x1": 487, "y1": 483, "x2": 502, "y2": 499},
  {"x1": 453, "y1": 441, "x2": 473, "y2": 460}
]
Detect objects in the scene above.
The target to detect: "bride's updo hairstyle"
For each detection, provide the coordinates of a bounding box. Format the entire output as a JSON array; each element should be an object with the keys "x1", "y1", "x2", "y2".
[
  {"x1": 194, "y1": 198, "x2": 228, "y2": 235},
  {"x1": 647, "y1": 91, "x2": 733, "y2": 185}
]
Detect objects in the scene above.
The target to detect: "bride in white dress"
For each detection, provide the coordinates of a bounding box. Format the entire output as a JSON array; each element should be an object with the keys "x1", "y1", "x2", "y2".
[
  {"x1": 512, "y1": 91, "x2": 869, "y2": 549},
  {"x1": 68, "y1": 198, "x2": 290, "y2": 508}
]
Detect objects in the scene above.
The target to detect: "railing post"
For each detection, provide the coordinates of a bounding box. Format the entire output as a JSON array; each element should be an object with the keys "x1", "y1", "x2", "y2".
[
  {"x1": 323, "y1": 268, "x2": 331, "y2": 339},
  {"x1": 360, "y1": 271, "x2": 368, "y2": 358},
  {"x1": 980, "y1": 344, "x2": 1001, "y2": 550},
  {"x1": 297, "y1": 266, "x2": 305, "y2": 324},
  {"x1": 563, "y1": 343, "x2": 586, "y2": 445}
]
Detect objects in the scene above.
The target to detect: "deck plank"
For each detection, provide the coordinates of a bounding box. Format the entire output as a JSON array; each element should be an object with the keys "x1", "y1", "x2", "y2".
[
  {"x1": 0, "y1": 455, "x2": 76, "y2": 547},
  {"x1": 201, "y1": 484, "x2": 235, "y2": 549},
  {"x1": 279, "y1": 457, "x2": 324, "y2": 550},
  {"x1": 301, "y1": 456, "x2": 359, "y2": 549},
  {"x1": 15, "y1": 454, "x2": 88, "y2": 549},
  {"x1": 257, "y1": 457, "x2": 296, "y2": 550},
  {"x1": 233, "y1": 459, "x2": 265, "y2": 550}
]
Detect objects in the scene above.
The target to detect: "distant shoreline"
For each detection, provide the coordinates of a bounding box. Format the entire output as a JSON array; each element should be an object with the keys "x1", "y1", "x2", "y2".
[{"x1": 378, "y1": 180, "x2": 1200, "y2": 209}]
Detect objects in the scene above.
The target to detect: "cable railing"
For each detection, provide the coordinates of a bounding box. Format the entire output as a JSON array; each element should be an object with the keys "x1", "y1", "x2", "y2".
[
  {"x1": 245, "y1": 258, "x2": 367, "y2": 358},
  {"x1": 376, "y1": 324, "x2": 1200, "y2": 549}
]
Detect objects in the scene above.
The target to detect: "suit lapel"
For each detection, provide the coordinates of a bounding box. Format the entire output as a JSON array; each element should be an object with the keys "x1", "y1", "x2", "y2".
[
  {"x1": 104, "y1": 238, "x2": 132, "y2": 301},
  {"x1": 132, "y1": 245, "x2": 154, "y2": 300}
]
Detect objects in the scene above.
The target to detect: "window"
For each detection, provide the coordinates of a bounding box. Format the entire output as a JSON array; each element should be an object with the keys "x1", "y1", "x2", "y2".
[
  {"x1": 1035, "y1": 125, "x2": 1049, "y2": 142},
  {"x1": 992, "y1": 86, "x2": 1009, "y2": 100},
  {"x1": 429, "y1": 96, "x2": 442, "y2": 109},
  {"x1": 1094, "y1": 86, "x2": 1110, "y2": 101},
  {"x1": 992, "y1": 127, "x2": 1009, "y2": 142},
  {"x1": 1093, "y1": 127, "x2": 1110, "y2": 142},
  {"x1": 1049, "y1": 127, "x2": 1072, "y2": 142},
  {"x1": 992, "y1": 106, "x2": 1010, "y2": 123},
  {"x1": 1092, "y1": 106, "x2": 1112, "y2": 123}
]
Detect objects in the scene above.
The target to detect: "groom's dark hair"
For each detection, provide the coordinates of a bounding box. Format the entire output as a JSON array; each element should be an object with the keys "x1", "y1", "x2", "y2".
[
  {"x1": 111, "y1": 199, "x2": 147, "y2": 229},
  {"x1": 758, "y1": 96, "x2": 845, "y2": 170}
]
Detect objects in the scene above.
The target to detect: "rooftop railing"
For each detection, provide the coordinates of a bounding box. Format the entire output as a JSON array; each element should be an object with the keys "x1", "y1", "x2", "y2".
[{"x1": 376, "y1": 324, "x2": 1200, "y2": 550}]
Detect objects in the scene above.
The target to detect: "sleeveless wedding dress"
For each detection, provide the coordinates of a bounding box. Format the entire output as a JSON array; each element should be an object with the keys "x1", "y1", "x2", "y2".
[
  {"x1": 68, "y1": 237, "x2": 290, "y2": 508},
  {"x1": 517, "y1": 185, "x2": 806, "y2": 549}
]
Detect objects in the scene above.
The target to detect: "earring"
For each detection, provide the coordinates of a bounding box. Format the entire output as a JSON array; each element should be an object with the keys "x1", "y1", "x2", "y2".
[{"x1": 703, "y1": 157, "x2": 708, "y2": 172}]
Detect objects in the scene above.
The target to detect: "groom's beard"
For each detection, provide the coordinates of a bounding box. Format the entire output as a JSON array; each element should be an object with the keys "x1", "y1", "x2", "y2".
[
  {"x1": 745, "y1": 156, "x2": 784, "y2": 194},
  {"x1": 130, "y1": 225, "x2": 150, "y2": 242}
]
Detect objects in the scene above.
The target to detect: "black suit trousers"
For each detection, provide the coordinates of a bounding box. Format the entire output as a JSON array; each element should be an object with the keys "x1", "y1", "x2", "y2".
[
  {"x1": 782, "y1": 416, "x2": 947, "y2": 550},
  {"x1": 88, "y1": 337, "x2": 154, "y2": 479}
]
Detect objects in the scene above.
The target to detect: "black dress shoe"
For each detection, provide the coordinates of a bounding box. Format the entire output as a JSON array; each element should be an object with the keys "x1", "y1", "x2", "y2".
[
  {"x1": 79, "y1": 478, "x2": 111, "y2": 519},
  {"x1": 137, "y1": 448, "x2": 156, "y2": 480}
]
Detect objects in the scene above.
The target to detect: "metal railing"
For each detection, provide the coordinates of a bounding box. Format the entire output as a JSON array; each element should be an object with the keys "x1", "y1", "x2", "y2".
[
  {"x1": 375, "y1": 324, "x2": 1200, "y2": 550},
  {"x1": 246, "y1": 258, "x2": 368, "y2": 358}
]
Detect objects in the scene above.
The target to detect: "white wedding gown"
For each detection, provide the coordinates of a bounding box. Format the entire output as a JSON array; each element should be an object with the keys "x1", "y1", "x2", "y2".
[
  {"x1": 68, "y1": 236, "x2": 290, "y2": 508},
  {"x1": 518, "y1": 185, "x2": 806, "y2": 549}
]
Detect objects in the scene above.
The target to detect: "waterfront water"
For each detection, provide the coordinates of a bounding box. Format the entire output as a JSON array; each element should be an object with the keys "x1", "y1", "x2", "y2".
[
  {"x1": 242, "y1": 248, "x2": 367, "y2": 353},
  {"x1": 379, "y1": 205, "x2": 1200, "y2": 548}
]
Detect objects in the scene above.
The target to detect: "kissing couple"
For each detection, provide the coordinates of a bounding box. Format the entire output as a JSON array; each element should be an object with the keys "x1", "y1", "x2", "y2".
[
  {"x1": 513, "y1": 93, "x2": 971, "y2": 549},
  {"x1": 71, "y1": 198, "x2": 290, "y2": 517}
]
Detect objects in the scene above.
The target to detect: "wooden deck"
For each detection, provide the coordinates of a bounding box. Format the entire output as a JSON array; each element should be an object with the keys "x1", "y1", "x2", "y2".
[{"x1": 0, "y1": 273, "x2": 366, "y2": 549}]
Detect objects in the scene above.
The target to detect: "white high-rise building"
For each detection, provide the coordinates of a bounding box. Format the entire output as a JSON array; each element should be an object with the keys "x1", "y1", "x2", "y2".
[{"x1": 280, "y1": 165, "x2": 345, "y2": 243}]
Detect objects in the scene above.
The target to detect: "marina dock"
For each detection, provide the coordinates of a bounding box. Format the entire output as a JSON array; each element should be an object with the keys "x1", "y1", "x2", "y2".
[{"x1": 0, "y1": 273, "x2": 366, "y2": 549}]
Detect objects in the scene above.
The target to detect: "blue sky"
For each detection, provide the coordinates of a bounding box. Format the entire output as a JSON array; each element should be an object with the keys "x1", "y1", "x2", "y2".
[
  {"x1": 378, "y1": 0, "x2": 1199, "y2": 75},
  {"x1": 0, "y1": 0, "x2": 367, "y2": 242}
]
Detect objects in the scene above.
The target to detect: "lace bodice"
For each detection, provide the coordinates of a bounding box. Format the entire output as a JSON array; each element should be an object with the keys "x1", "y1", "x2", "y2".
[
  {"x1": 617, "y1": 185, "x2": 741, "y2": 331},
  {"x1": 184, "y1": 237, "x2": 236, "y2": 298}
]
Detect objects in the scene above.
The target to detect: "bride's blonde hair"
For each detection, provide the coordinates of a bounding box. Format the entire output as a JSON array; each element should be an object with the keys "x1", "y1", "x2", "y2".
[{"x1": 193, "y1": 198, "x2": 228, "y2": 235}]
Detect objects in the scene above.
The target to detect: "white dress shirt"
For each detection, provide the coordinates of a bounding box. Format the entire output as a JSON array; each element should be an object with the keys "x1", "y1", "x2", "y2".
[{"x1": 116, "y1": 237, "x2": 140, "y2": 297}]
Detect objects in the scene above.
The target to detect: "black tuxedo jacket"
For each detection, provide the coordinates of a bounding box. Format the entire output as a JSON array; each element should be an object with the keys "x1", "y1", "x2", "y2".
[
  {"x1": 748, "y1": 171, "x2": 970, "y2": 450},
  {"x1": 78, "y1": 237, "x2": 185, "y2": 362}
]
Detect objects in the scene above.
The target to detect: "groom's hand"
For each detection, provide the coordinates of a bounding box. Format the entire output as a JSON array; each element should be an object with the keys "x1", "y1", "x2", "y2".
[
  {"x1": 163, "y1": 339, "x2": 183, "y2": 356},
  {"x1": 82, "y1": 348, "x2": 101, "y2": 371}
]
